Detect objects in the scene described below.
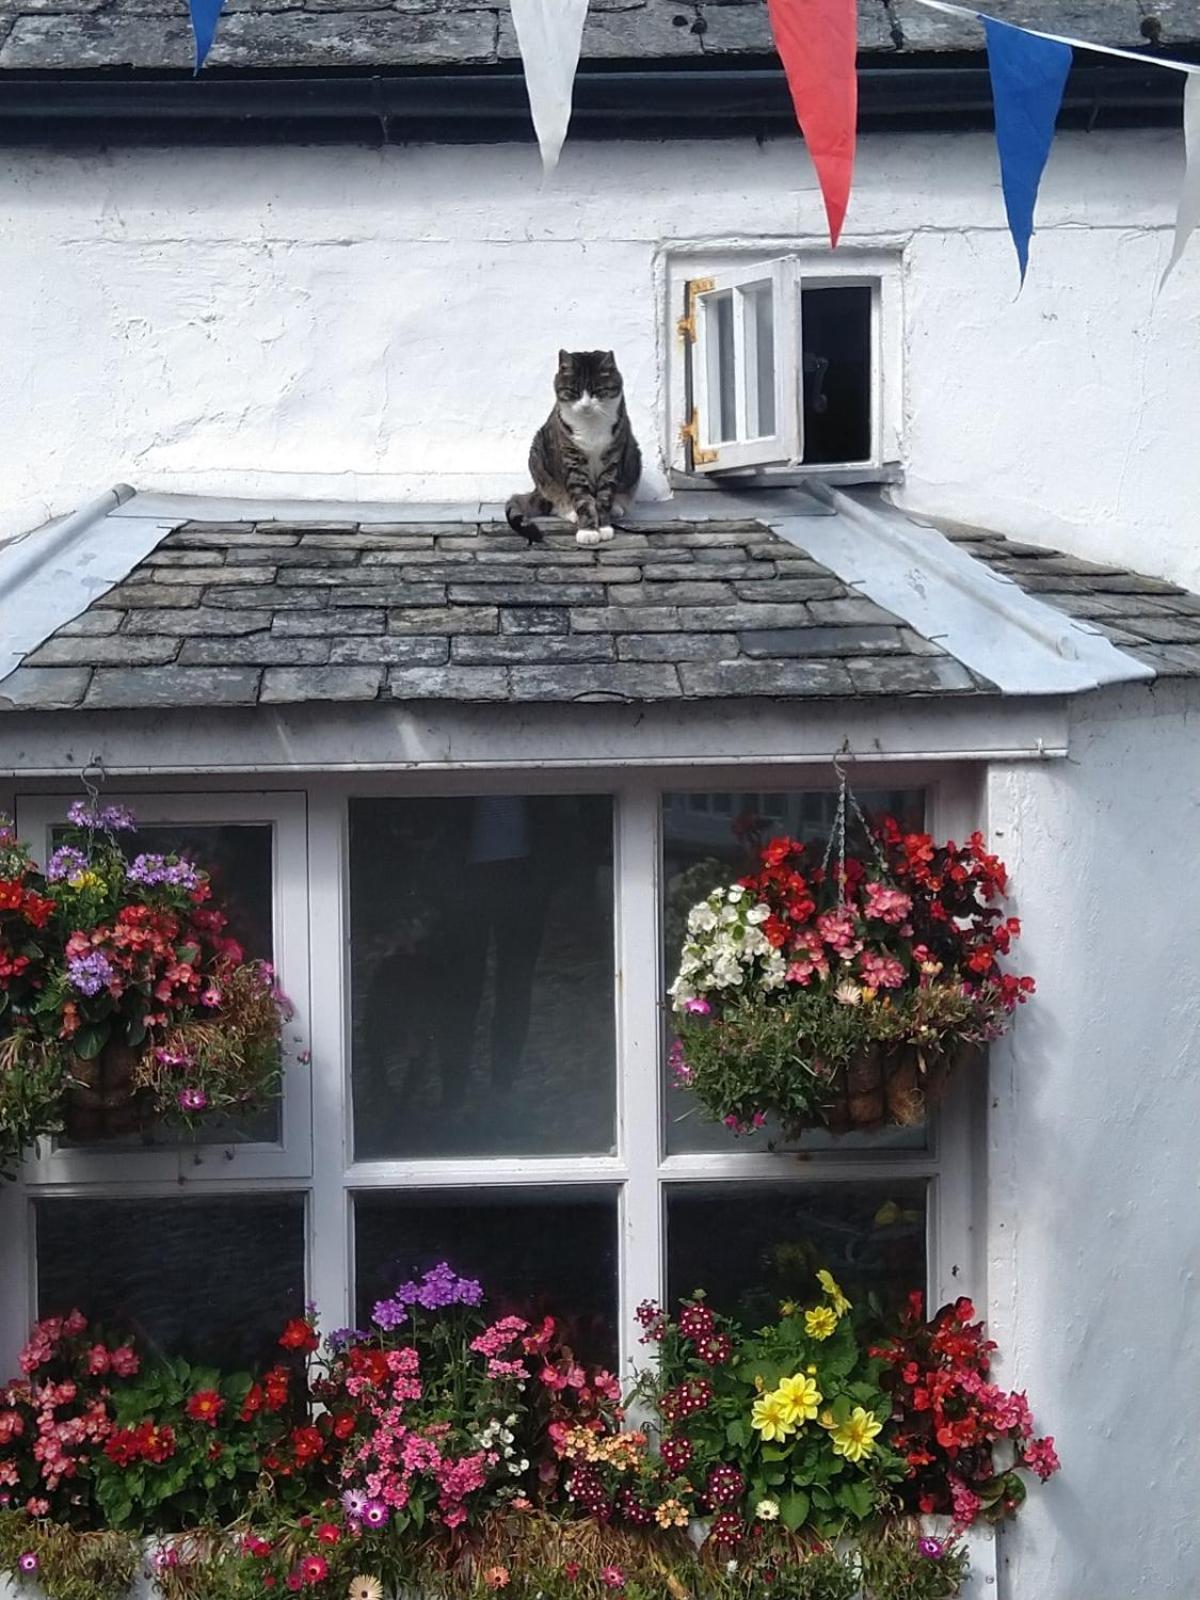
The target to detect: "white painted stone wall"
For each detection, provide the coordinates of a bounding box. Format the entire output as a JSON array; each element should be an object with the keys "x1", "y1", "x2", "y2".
[
  {"x1": 1, "y1": 128, "x2": 1198, "y2": 587},
  {"x1": 986, "y1": 678, "x2": 1200, "y2": 1598}
]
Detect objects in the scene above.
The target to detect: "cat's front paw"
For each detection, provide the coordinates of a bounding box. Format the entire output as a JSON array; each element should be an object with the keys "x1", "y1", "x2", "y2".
[{"x1": 576, "y1": 526, "x2": 615, "y2": 547}]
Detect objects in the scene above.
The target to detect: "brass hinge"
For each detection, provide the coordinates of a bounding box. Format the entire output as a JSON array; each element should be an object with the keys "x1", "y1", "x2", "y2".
[
  {"x1": 679, "y1": 410, "x2": 718, "y2": 466},
  {"x1": 676, "y1": 276, "x2": 715, "y2": 343}
]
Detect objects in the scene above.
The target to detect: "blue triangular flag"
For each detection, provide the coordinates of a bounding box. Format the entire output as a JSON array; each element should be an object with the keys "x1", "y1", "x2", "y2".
[
  {"x1": 188, "y1": 0, "x2": 225, "y2": 71},
  {"x1": 983, "y1": 16, "x2": 1072, "y2": 282}
]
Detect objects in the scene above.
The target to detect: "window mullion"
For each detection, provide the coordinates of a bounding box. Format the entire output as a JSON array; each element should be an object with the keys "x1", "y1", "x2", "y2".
[
  {"x1": 615, "y1": 780, "x2": 664, "y2": 1381},
  {"x1": 306, "y1": 789, "x2": 353, "y2": 1338}
]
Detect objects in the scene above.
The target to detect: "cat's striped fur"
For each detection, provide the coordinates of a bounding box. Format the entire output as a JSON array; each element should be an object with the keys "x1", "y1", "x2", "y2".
[{"x1": 506, "y1": 350, "x2": 642, "y2": 546}]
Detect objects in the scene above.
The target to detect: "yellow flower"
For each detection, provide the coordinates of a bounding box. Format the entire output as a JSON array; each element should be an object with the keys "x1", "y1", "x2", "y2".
[
  {"x1": 830, "y1": 1407, "x2": 883, "y2": 1463},
  {"x1": 67, "y1": 870, "x2": 102, "y2": 892},
  {"x1": 348, "y1": 1580, "x2": 382, "y2": 1600},
  {"x1": 816, "y1": 1269, "x2": 852, "y2": 1317},
  {"x1": 775, "y1": 1373, "x2": 822, "y2": 1426},
  {"x1": 779, "y1": 1300, "x2": 797, "y2": 1318},
  {"x1": 805, "y1": 1306, "x2": 838, "y2": 1341},
  {"x1": 818, "y1": 1410, "x2": 836, "y2": 1430},
  {"x1": 750, "y1": 1391, "x2": 795, "y2": 1442}
]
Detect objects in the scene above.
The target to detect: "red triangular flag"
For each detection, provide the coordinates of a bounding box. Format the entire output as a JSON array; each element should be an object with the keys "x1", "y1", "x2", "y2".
[{"x1": 766, "y1": 0, "x2": 858, "y2": 246}]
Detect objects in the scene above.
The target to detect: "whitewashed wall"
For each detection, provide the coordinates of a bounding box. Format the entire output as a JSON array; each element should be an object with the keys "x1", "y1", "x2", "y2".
[
  {"x1": 986, "y1": 679, "x2": 1200, "y2": 1598},
  {"x1": 1, "y1": 128, "x2": 1199, "y2": 587}
]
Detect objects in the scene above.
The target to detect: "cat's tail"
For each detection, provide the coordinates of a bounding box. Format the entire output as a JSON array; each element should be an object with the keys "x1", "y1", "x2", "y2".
[{"x1": 504, "y1": 491, "x2": 551, "y2": 541}]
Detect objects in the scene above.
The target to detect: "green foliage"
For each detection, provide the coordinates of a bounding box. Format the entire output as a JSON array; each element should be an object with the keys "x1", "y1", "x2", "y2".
[{"x1": 0, "y1": 1032, "x2": 68, "y2": 1179}]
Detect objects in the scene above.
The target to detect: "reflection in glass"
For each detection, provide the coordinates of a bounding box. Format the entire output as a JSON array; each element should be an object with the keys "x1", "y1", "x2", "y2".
[
  {"x1": 355, "y1": 1190, "x2": 618, "y2": 1368},
  {"x1": 667, "y1": 1180, "x2": 926, "y2": 1325},
  {"x1": 743, "y1": 283, "x2": 776, "y2": 438},
  {"x1": 661, "y1": 789, "x2": 925, "y2": 1155},
  {"x1": 707, "y1": 293, "x2": 737, "y2": 443},
  {"x1": 801, "y1": 285, "x2": 873, "y2": 465},
  {"x1": 350, "y1": 796, "x2": 615, "y2": 1159},
  {"x1": 37, "y1": 1195, "x2": 305, "y2": 1368}
]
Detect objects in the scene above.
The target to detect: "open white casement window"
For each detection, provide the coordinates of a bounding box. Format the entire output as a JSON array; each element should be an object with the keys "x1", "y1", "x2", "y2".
[{"x1": 674, "y1": 251, "x2": 898, "y2": 477}]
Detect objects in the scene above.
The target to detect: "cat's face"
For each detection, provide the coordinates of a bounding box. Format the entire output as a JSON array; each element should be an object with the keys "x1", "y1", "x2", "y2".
[{"x1": 555, "y1": 350, "x2": 623, "y2": 410}]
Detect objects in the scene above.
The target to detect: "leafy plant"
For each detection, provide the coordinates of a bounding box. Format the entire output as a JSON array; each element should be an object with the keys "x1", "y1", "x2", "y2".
[{"x1": 0, "y1": 1512, "x2": 140, "y2": 1600}]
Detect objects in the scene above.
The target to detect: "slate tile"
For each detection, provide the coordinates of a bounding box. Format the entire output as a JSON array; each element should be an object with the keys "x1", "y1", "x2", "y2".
[
  {"x1": 617, "y1": 633, "x2": 739, "y2": 662},
  {"x1": 25, "y1": 635, "x2": 180, "y2": 667},
  {"x1": 388, "y1": 666, "x2": 510, "y2": 701},
  {"x1": 273, "y1": 609, "x2": 384, "y2": 636},
  {"x1": 388, "y1": 606, "x2": 499, "y2": 636},
  {"x1": 452, "y1": 635, "x2": 614, "y2": 665},
  {"x1": 507, "y1": 663, "x2": 682, "y2": 701},
  {"x1": 679, "y1": 659, "x2": 854, "y2": 697},
  {"x1": 84, "y1": 667, "x2": 261, "y2": 707},
  {"x1": 0, "y1": 667, "x2": 92, "y2": 709},
  {"x1": 261, "y1": 666, "x2": 384, "y2": 702},
  {"x1": 329, "y1": 637, "x2": 450, "y2": 666},
  {"x1": 179, "y1": 637, "x2": 332, "y2": 665},
  {"x1": 125, "y1": 607, "x2": 272, "y2": 636}
]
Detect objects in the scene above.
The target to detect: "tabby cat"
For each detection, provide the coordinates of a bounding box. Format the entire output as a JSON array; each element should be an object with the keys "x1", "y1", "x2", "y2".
[{"x1": 505, "y1": 350, "x2": 642, "y2": 546}]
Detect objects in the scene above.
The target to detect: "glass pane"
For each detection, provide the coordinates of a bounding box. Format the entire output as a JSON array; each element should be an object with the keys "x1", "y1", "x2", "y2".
[
  {"x1": 36, "y1": 1194, "x2": 306, "y2": 1368},
  {"x1": 350, "y1": 796, "x2": 615, "y2": 1159},
  {"x1": 705, "y1": 291, "x2": 737, "y2": 444},
  {"x1": 667, "y1": 1180, "x2": 926, "y2": 1324},
  {"x1": 49, "y1": 820, "x2": 279, "y2": 1148},
  {"x1": 801, "y1": 284, "x2": 873, "y2": 465},
  {"x1": 742, "y1": 283, "x2": 776, "y2": 438},
  {"x1": 355, "y1": 1190, "x2": 618, "y2": 1368},
  {"x1": 661, "y1": 789, "x2": 925, "y2": 1155}
]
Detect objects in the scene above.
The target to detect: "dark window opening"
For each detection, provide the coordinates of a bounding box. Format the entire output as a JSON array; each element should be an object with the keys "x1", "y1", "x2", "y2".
[{"x1": 801, "y1": 285, "x2": 873, "y2": 465}]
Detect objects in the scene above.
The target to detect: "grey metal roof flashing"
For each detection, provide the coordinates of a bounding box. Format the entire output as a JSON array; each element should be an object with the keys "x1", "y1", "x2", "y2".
[{"x1": 0, "y1": 483, "x2": 1190, "y2": 716}]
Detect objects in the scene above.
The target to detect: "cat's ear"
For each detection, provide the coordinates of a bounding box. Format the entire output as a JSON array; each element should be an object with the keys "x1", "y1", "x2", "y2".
[
  {"x1": 558, "y1": 348, "x2": 570, "y2": 367},
  {"x1": 606, "y1": 351, "x2": 616, "y2": 362}
]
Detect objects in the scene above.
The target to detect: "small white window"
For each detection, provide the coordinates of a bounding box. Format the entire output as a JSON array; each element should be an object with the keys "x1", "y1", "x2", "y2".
[{"x1": 671, "y1": 250, "x2": 900, "y2": 479}]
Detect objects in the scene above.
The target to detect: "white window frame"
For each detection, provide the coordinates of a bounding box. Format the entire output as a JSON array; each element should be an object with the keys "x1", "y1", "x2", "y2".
[
  {"x1": 666, "y1": 246, "x2": 904, "y2": 481},
  {"x1": 10, "y1": 790, "x2": 312, "y2": 1186},
  {"x1": 0, "y1": 766, "x2": 981, "y2": 1390}
]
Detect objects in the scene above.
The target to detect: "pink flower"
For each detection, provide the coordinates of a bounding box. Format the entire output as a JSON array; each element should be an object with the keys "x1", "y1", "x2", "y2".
[
  {"x1": 816, "y1": 908, "x2": 862, "y2": 960},
  {"x1": 178, "y1": 1087, "x2": 208, "y2": 1112},
  {"x1": 863, "y1": 882, "x2": 913, "y2": 925},
  {"x1": 858, "y1": 950, "x2": 906, "y2": 989},
  {"x1": 86, "y1": 1345, "x2": 111, "y2": 1376},
  {"x1": 25, "y1": 1498, "x2": 50, "y2": 1517},
  {"x1": 486, "y1": 1359, "x2": 529, "y2": 1381},
  {"x1": 683, "y1": 997, "x2": 711, "y2": 1016},
  {"x1": 949, "y1": 1476, "x2": 982, "y2": 1528},
  {"x1": 63, "y1": 1311, "x2": 86, "y2": 1337},
  {"x1": 109, "y1": 1346, "x2": 139, "y2": 1378},
  {"x1": 592, "y1": 1370, "x2": 621, "y2": 1402},
  {"x1": 1024, "y1": 1436, "x2": 1060, "y2": 1481},
  {"x1": 600, "y1": 1568, "x2": 625, "y2": 1590}
]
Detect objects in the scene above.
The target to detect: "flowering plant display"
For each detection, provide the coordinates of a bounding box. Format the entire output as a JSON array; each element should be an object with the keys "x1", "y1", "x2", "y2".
[
  {"x1": 0, "y1": 1310, "x2": 139, "y2": 1525},
  {"x1": 871, "y1": 1294, "x2": 1060, "y2": 1527},
  {"x1": 0, "y1": 801, "x2": 292, "y2": 1160},
  {"x1": 627, "y1": 1273, "x2": 904, "y2": 1544},
  {"x1": 669, "y1": 822, "x2": 1034, "y2": 1137},
  {"x1": 0, "y1": 1269, "x2": 1055, "y2": 1600},
  {"x1": 92, "y1": 1350, "x2": 317, "y2": 1533},
  {"x1": 312, "y1": 1263, "x2": 622, "y2": 1539}
]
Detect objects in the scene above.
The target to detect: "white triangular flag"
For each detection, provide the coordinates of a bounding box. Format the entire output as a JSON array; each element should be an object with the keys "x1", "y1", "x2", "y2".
[
  {"x1": 1163, "y1": 73, "x2": 1200, "y2": 285},
  {"x1": 510, "y1": 0, "x2": 590, "y2": 173}
]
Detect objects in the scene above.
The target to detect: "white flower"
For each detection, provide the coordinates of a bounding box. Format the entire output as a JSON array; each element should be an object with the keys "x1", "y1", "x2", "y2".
[
  {"x1": 727, "y1": 885, "x2": 745, "y2": 903},
  {"x1": 744, "y1": 903, "x2": 770, "y2": 925},
  {"x1": 688, "y1": 904, "x2": 719, "y2": 934},
  {"x1": 755, "y1": 1499, "x2": 780, "y2": 1522},
  {"x1": 725, "y1": 1561, "x2": 739, "y2": 1576}
]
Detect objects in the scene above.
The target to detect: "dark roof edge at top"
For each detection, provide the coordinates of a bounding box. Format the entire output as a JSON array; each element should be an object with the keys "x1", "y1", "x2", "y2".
[{"x1": 0, "y1": 55, "x2": 1192, "y2": 146}]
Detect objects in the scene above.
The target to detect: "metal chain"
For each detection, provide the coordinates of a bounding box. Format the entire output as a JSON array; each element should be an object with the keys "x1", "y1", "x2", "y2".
[{"x1": 819, "y1": 753, "x2": 892, "y2": 892}]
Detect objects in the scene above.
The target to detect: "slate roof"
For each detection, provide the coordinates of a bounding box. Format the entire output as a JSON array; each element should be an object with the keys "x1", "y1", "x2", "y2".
[
  {"x1": 3, "y1": 507, "x2": 1198, "y2": 713},
  {"x1": 0, "y1": 0, "x2": 1190, "y2": 76}
]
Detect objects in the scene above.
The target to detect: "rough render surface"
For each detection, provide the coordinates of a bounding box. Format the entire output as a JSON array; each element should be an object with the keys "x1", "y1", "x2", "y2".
[{"x1": 0, "y1": 0, "x2": 1192, "y2": 72}]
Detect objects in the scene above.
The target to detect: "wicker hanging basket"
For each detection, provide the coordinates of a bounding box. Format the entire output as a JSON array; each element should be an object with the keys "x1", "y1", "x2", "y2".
[
  {"x1": 816, "y1": 1043, "x2": 936, "y2": 1135},
  {"x1": 63, "y1": 1039, "x2": 153, "y2": 1141}
]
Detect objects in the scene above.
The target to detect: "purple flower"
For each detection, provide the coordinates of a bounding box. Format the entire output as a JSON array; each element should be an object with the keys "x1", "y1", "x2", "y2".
[
  {"x1": 415, "y1": 1263, "x2": 460, "y2": 1310},
  {"x1": 341, "y1": 1490, "x2": 367, "y2": 1520},
  {"x1": 918, "y1": 1538, "x2": 945, "y2": 1561},
  {"x1": 155, "y1": 1048, "x2": 193, "y2": 1070},
  {"x1": 127, "y1": 853, "x2": 203, "y2": 891},
  {"x1": 46, "y1": 845, "x2": 88, "y2": 883},
  {"x1": 67, "y1": 950, "x2": 114, "y2": 997},
  {"x1": 67, "y1": 800, "x2": 136, "y2": 833},
  {"x1": 361, "y1": 1500, "x2": 388, "y2": 1530},
  {"x1": 684, "y1": 997, "x2": 711, "y2": 1016},
  {"x1": 18, "y1": 1553, "x2": 38, "y2": 1574},
  {"x1": 326, "y1": 1328, "x2": 366, "y2": 1353},
  {"x1": 177, "y1": 1088, "x2": 208, "y2": 1112},
  {"x1": 455, "y1": 1277, "x2": 484, "y2": 1307},
  {"x1": 371, "y1": 1298, "x2": 408, "y2": 1332}
]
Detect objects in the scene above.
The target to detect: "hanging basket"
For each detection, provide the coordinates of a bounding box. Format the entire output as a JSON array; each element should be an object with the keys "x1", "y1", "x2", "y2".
[
  {"x1": 63, "y1": 1040, "x2": 154, "y2": 1142},
  {"x1": 818, "y1": 1043, "x2": 941, "y2": 1135}
]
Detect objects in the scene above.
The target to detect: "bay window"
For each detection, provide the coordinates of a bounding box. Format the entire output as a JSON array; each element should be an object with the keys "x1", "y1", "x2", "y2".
[{"x1": 0, "y1": 768, "x2": 982, "y2": 1381}]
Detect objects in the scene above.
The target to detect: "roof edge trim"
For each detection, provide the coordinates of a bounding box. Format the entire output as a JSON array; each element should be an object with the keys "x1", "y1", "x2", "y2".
[{"x1": 0, "y1": 485, "x2": 179, "y2": 683}]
